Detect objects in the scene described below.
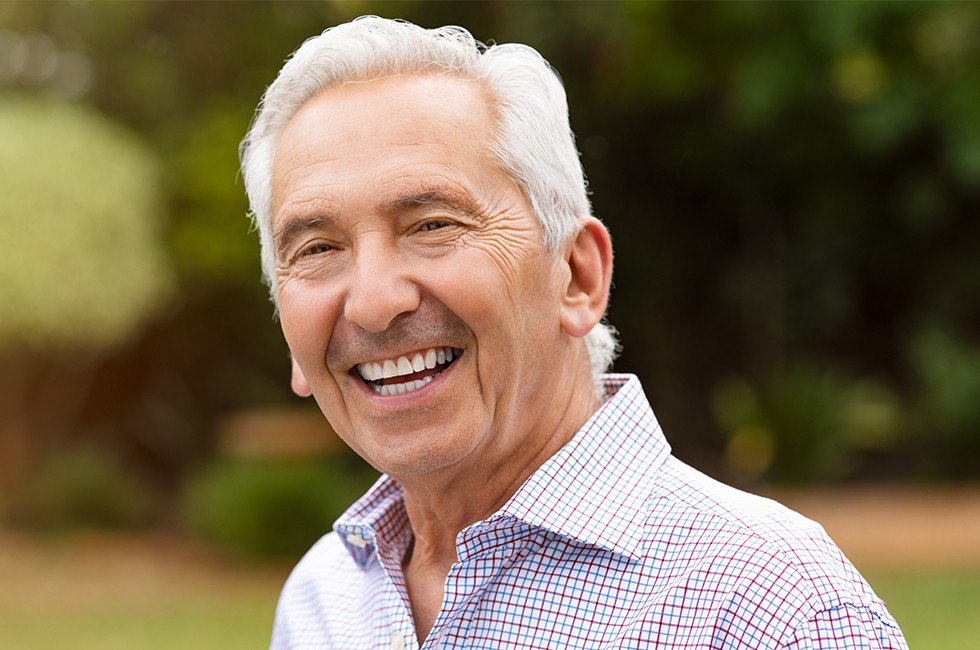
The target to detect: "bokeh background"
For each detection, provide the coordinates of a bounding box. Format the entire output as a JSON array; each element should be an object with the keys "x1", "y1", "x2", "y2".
[{"x1": 1, "y1": 2, "x2": 979, "y2": 648}]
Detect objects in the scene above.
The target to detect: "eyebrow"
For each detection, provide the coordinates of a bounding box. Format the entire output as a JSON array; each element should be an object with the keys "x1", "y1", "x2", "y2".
[
  {"x1": 381, "y1": 188, "x2": 483, "y2": 220},
  {"x1": 273, "y1": 215, "x2": 332, "y2": 262}
]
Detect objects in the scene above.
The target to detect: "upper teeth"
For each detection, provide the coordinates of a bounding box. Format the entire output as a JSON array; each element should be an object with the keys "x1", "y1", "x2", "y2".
[{"x1": 357, "y1": 347, "x2": 457, "y2": 383}]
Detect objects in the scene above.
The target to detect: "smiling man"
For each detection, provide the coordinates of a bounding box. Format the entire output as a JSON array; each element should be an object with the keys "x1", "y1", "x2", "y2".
[{"x1": 240, "y1": 16, "x2": 907, "y2": 650}]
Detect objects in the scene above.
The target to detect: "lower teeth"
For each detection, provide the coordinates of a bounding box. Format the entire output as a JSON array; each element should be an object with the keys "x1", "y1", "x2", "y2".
[{"x1": 374, "y1": 374, "x2": 434, "y2": 396}]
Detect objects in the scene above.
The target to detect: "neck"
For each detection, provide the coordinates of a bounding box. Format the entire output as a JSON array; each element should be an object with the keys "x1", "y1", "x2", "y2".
[
  {"x1": 401, "y1": 439, "x2": 554, "y2": 560},
  {"x1": 400, "y1": 367, "x2": 602, "y2": 561},
  {"x1": 394, "y1": 354, "x2": 603, "y2": 641},
  {"x1": 400, "y1": 372, "x2": 600, "y2": 641}
]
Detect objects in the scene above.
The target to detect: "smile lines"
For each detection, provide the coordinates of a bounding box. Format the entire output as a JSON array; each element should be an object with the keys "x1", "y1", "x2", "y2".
[{"x1": 356, "y1": 347, "x2": 460, "y2": 396}]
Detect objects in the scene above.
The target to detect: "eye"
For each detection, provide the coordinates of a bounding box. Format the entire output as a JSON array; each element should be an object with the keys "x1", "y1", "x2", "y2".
[
  {"x1": 418, "y1": 219, "x2": 453, "y2": 232},
  {"x1": 299, "y1": 242, "x2": 334, "y2": 257}
]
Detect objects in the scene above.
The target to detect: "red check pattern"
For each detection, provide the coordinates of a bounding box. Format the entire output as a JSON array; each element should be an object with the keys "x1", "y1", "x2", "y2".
[{"x1": 271, "y1": 374, "x2": 908, "y2": 649}]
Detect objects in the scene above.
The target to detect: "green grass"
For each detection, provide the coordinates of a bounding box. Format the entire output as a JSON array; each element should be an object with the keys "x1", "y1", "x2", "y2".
[
  {"x1": 1, "y1": 595, "x2": 278, "y2": 650},
  {"x1": 0, "y1": 531, "x2": 288, "y2": 650},
  {"x1": 870, "y1": 567, "x2": 980, "y2": 650}
]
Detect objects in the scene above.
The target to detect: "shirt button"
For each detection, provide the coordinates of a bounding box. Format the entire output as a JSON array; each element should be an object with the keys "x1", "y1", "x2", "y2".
[
  {"x1": 389, "y1": 631, "x2": 405, "y2": 650},
  {"x1": 345, "y1": 533, "x2": 368, "y2": 548}
]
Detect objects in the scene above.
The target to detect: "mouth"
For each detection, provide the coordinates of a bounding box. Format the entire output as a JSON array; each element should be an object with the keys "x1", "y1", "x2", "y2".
[{"x1": 354, "y1": 347, "x2": 462, "y2": 396}]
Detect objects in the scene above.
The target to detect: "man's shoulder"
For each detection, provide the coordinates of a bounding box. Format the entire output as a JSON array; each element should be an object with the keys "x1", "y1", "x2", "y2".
[
  {"x1": 648, "y1": 456, "x2": 879, "y2": 610},
  {"x1": 653, "y1": 456, "x2": 826, "y2": 542}
]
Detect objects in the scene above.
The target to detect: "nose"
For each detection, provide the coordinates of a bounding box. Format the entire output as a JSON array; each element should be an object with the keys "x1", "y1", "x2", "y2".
[{"x1": 343, "y1": 242, "x2": 421, "y2": 332}]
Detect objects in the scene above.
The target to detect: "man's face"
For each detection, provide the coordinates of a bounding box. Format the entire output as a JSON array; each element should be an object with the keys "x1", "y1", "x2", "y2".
[{"x1": 270, "y1": 74, "x2": 578, "y2": 481}]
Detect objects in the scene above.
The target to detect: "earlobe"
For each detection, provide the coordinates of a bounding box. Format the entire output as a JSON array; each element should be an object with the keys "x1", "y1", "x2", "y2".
[
  {"x1": 560, "y1": 217, "x2": 613, "y2": 338},
  {"x1": 290, "y1": 356, "x2": 313, "y2": 398}
]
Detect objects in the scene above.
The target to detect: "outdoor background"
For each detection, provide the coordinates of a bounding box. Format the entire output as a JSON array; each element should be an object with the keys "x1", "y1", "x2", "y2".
[{"x1": 1, "y1": 1, "x2": 979, "y2": 648}]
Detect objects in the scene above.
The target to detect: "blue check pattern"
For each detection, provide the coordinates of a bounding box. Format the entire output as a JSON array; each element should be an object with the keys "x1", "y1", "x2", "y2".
[{"x1": 271, "y1": 374, "x2": 908, "y2": 649}]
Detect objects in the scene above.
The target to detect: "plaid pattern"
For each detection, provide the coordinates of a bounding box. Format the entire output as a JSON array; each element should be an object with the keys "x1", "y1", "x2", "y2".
[{"x1": 271, "y1": 374, "x2": 908, "y2": 649}]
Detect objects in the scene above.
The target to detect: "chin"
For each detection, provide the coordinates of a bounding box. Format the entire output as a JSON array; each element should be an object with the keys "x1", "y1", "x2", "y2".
[{"x1": 369, "y1": 436, "x2": 476, "y2": 481}]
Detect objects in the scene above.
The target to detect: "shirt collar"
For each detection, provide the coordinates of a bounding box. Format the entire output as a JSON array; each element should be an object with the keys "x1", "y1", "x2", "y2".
[
  {"x1": 335, "y1": 374, "x2": 669, "y2": 565},
  {"x1": 335, "y1": 475, "x2": 408, "y2": 568},
  {"x1": 497, "y1": 373, "x2": 670, "y2": 560}
]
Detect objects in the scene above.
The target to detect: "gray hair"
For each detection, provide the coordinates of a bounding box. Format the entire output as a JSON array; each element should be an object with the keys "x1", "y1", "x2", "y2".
[{"x1": 239, "y1": 16, "x2": 618, "y2": 377}]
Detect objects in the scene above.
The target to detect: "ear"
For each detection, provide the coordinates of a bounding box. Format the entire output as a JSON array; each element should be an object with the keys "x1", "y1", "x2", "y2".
[
  {"x1": 290, "y1": 355, "x2": 313, "y2": 398},
  {"x1": 560, "y1": 217, "x2": 613, "y2": 338}
]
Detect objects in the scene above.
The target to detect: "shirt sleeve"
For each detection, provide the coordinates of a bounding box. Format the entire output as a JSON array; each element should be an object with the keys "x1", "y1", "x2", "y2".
[{"x1": 781, "y1": 604, "x2": 909, "y2": 650}]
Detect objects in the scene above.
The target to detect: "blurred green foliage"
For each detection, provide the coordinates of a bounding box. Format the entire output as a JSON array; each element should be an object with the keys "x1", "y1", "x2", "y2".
[
  {"x1": 908, "y1": 329, "x2": 980, "y2": 478},
  {"x1": 4, "y1": 445, "x2": 155, "y2": 531},
  {"x1": 181, "y1": 455, "x2": 379, "y2": 558},
  {"x1": 0, "y1": 1, "x2": 978, "y2": 489},
  {"x1": 713, "y1": 366, "x2": 902, "y2": 483},
  {"x1": 0, "y1": 96, "x2": 170, "y2": 351}
]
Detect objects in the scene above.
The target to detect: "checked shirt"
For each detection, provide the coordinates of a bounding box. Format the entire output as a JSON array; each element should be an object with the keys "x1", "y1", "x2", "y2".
[{"x1": 270, "y1": 374, "x2": 908, "y2": 649}]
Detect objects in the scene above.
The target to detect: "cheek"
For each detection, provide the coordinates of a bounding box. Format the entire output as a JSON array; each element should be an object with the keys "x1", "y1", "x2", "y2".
[
  {"x1": 277, "y1": 284, "x2": 341, "y2": 360},
  {"x1": 423, "y1": 262, "x2": 515, "y2": 343},
  {"x1": 436, "y1": 245, "x2": 528, "y2": 302},
  {"x1": 432, "y1": 250, "x2": 562, "y2": 349}
]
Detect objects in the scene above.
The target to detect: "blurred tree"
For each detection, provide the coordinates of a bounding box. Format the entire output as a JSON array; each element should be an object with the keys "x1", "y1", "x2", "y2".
[
  {"x1": 0, "y1": 96, "x2": 171, "y2": 484},
  {"x1": 0, "y1": 97, "x2": 170, "y2": 350}
]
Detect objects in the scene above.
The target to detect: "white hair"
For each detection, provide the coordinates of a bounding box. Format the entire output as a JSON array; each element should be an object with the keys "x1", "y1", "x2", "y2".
[{"x1": 239, "y1": 16, "x2": 618, "y2": 377}]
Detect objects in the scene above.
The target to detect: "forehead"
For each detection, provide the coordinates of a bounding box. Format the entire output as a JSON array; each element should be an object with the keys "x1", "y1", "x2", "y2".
[
  {"x1": 269, "y1": 74, "x2": 506, "y2": 228},
  {"x1": 296, "y1": 73, "x2": 490, "y2": 135}
]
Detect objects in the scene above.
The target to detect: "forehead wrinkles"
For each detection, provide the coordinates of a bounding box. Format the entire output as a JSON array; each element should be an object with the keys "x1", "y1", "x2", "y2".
[
  {"x1": 276, "y1": 141, "x2": 499, "y2": 225},
  {"x1": 270, "y1": 72, "x2": 543, "y2": 237}
]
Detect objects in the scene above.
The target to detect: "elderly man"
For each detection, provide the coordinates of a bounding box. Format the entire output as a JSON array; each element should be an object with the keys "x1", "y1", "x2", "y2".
[{"x1": 240, "y1": 16, "x2": 907, "y2": 650}]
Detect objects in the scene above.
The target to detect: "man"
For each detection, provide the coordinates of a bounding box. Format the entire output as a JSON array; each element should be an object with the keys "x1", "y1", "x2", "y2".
[{"x1": 240, "y1": 16, "x2": 908, "y2": 650}]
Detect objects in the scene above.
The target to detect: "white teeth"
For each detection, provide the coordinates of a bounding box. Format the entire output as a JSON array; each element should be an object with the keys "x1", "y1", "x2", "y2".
[
  {"x1": 397, "y1": 356, "x2": 413, "y2": 375},
  {"x1": 375, "y1": 375, "x2": 434, "y2": 396},
  {"x1": 357, "y1": 362, "x2": 383, "y2": 382},
  {"x1": 382, "y1": 359, "x2": 398, "y2": 379},
  {"x1": 356, "y1": 347, "x2": 461, "y2": 395}
]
